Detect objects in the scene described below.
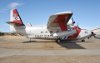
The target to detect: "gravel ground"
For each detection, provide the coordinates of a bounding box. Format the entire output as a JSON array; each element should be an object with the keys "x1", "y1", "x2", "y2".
[{"x1": 0, "y1": 35, "x2": 100, "y2": 63}]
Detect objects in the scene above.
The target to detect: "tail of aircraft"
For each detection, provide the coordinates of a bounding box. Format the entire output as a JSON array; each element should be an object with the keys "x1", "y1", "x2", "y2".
[
  {"x1": 7, "y1": 9, "x2": 26, "y2": 34},
  {"x1": 8, "y1": 9, "x2": 25, "y2": 26}
]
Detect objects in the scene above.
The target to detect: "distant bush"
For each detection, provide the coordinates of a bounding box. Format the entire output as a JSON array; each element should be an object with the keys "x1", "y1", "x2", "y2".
[
  {"x1": 0, "y1": 32, "x2": 23, "y2": 36},
  {"x1": 0, "y1": 32, "x2": 4, "y2": 36}
]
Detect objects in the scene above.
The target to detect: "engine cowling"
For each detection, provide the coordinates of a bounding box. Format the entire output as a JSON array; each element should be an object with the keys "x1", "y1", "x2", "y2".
[
  {"x1": 67, "y1": 19, "x2": 75, "y2": 26},
  {"x1": 53, "y1": 30, "x2": 76, "y2": 37}
]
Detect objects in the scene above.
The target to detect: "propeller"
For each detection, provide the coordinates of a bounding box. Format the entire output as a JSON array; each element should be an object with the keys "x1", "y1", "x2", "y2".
[
  {"x1": 90, "y1": 28, "x2": 100, "y2": 39},
  {"x1": 90, "y1": 32, "x2": 96, "y2": 38}
]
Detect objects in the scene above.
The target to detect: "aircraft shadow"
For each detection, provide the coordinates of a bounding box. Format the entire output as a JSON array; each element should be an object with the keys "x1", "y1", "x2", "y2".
[
  {"x1": 22, "y1": 40, "x2": 54, "y2": 43},
  {"x1": 57, "y1": 41, "x2": 85, "y2": 49},
  {"x1": 22, "y1": 40, "x2": 37, "y2": 43},
  {"x1": 22, "y1": 40, "x2": 85, "y2": 49}
]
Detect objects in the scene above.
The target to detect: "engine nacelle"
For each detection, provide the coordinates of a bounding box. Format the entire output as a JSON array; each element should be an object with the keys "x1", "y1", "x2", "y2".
[
  {"x1": 53, "y1": 30, "x2": 76, "y2": 37},
  {"x1": 67, "y1": 19, "x2": 75, "y2": 25}
]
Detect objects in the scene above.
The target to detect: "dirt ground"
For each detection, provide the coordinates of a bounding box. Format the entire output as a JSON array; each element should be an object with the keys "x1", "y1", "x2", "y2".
[
  {"x1": 0, "y1": 35, "x2": 100, "y2": 63},
  {"x1": 0, "y1": 55, "x2": 100, "y2": 63}
]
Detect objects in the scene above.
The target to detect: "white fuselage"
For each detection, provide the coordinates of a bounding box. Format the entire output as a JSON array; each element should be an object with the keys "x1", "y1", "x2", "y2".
[
  {"x1": 12, "y1": 25, "x2": 91, "y2": 40},
  {"x1": 26, "y1": 26, "x2": 53, "y2": 39},
  {"x1": 15, "y1": 26, "x2": 76, "y2": 39}
]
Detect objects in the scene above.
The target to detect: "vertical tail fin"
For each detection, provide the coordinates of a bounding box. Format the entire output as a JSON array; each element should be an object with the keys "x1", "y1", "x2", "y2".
[
  {"x1": 7, "y1": 9, "x2": 25, "y2": 33},
  {"x1": 7, "y1": 9, "x2": 24, "y2": 26}
]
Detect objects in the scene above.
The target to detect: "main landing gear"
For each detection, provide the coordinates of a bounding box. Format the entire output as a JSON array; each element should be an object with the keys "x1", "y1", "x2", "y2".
[
  {"x1": 81, "y1": 39, "x2": 85, "y2": 42},
  {"x1": 56, "y1": 38, "x2": 61, "y2": 43}
]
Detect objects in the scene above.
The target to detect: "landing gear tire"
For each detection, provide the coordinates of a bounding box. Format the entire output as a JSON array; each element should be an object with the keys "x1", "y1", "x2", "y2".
[
  {"x1": 81, "y1": 39, "x2": 85, "y2": 42},
  {"x1": 56, "y1": 39, "x2": 61, "y2": 43}
]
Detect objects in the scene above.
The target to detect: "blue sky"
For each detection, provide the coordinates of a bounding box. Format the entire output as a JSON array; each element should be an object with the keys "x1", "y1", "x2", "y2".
[{"x1": 0, "y1": 0, "x2": 100, "y2": 32}]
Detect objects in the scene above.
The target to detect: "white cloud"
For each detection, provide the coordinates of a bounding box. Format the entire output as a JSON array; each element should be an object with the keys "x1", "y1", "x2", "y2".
[
  {"x1": 0, "y1": 2, "x2": 23, "y2": 13},
  {"x1": 8, "y1": 2, "x2": 24, "y2": 9}
]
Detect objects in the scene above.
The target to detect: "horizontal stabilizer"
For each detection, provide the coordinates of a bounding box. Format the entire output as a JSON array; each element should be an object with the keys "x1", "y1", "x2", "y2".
[{"x1": 7, "y1": 21, "x2": 24, "y2": 26}]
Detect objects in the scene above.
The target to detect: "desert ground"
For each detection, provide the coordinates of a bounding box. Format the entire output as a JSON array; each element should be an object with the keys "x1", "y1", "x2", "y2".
[{"x1": 0, "y1": 35, "x2": 100, "y2": 63}]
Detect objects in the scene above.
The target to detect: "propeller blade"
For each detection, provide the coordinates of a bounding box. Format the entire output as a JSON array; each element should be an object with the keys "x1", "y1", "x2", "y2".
[{"x1": 90, "y1": 28, "x2": 100, "y2": 39}]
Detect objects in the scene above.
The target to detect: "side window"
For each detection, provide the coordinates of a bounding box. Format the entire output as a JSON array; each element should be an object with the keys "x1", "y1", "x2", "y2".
[
  {"x1": 41, "y1": 31, "x2": 43, "y2": 33},
  {"x1": 50, "y1": 31, "x2": 53, "y2": 33},
  {"x1": 50, "y1": 35, "x2": 53, "y2": 37}
]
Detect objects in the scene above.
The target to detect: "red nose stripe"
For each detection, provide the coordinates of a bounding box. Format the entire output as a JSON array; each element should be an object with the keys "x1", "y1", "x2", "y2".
[{"x1": 68, "y1": 26, "x2": 81, "y2": 39}]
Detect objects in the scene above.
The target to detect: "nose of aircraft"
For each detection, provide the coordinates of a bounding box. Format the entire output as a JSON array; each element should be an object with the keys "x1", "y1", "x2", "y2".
[
  {"x1": 91, "y1": 28, "x2": 100, "y2": 39},
  {"x1": 91, "y1": 31, "x2": 100, "y2": 39}
]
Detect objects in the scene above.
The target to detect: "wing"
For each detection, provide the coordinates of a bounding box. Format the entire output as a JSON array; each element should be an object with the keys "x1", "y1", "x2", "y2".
[{"x1": 47, "y1": 11, "x2": 73, "y2": 33}]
